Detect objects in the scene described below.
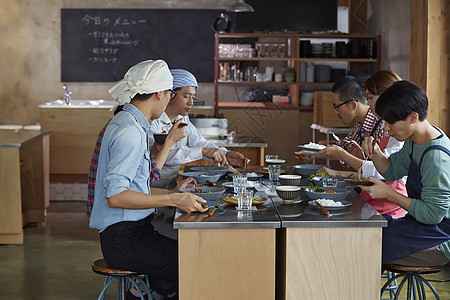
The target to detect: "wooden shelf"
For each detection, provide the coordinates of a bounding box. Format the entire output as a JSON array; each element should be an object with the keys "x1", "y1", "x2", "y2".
[
  {"x1": 214, "y1": 32, "x2": 381, "y2": 114},
  {"x1": 217, "y1": 102, "x2": 313, "y2": 112},
  {"x1": 217, "y1": 81, "x2": 334, "y2": 87},
  {"x1": 218, "y1": 57, "x2": 377, "y2": 62}
]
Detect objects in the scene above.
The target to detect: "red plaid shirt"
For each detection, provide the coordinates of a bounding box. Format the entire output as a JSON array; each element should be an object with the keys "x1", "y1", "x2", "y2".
[
  {"x1": 86, "y1": 121, "x2": 161, "y2": 219},
  {"x1": 337, "y1": 110, "x2": 385, "y2": 167}
]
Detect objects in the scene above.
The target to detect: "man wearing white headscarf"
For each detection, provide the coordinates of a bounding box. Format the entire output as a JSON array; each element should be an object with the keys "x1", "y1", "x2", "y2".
[
  {"x1": 89, "y1": 60, "x2": 207, "y2": 299},
  {"x1": 149, "y1": 69, "x2": 245, "y2": 239}
]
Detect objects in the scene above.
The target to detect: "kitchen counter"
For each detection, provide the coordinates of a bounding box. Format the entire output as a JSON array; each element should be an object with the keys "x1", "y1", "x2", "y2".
[{"x1": 0, "y1": 130, "x2": 50, "y2": 244}]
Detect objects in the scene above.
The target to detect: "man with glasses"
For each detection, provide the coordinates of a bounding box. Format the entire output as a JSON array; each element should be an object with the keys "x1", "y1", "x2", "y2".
[{"x1": 295, "y1": 76, "x2": 384, "y2": 166}]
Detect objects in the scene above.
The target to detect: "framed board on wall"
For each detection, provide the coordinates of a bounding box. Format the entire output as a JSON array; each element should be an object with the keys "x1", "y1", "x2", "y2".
[{"x1": 61, "y1": 9, "x2": 230, "y2": 83}]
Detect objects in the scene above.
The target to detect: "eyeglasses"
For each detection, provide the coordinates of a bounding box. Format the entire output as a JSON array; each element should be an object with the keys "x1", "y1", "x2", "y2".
[
  {"x1": 168, "y1": 89, "x2": 177, "y2": 100},
  {"x1": 332, "y1": 99, "x2": 356, "y2": 110}
]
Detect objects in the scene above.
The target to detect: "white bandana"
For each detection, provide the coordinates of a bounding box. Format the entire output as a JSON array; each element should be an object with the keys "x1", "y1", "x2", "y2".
[{"x1": 108, "y1": 60, "x2": 173, "y2": 105}]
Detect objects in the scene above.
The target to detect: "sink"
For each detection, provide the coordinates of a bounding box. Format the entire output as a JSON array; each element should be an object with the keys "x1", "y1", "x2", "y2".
[{"x1": 39, "y1": 99, "x2": 117, "y2": 108}]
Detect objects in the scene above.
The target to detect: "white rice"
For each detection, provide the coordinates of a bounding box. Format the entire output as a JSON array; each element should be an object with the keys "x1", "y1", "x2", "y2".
[
  {"x1": 303, "y1": 142, "x2": 326, "y2": 150},
  {"x1": 315, "y1": 198, "x2": 344, "y2": 207}
]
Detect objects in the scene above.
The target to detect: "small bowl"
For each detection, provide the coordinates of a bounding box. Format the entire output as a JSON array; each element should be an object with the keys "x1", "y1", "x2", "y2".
[
  {"x1": 191, "y1": 166, "x2": 228, "y2": 177},
  {"x1": 276, "y1": 186, "x2": 301, "y2": 204},
  {"x1": 293, "y1": 164, "x2": 329, "y2": 177},
  {"x1": 180, "y1": 171, "x2": 222, "y2": 184},
  {"x1": 180, "y1": 186, "x2": 225, "y2": 206},
  {"x1": 153, "y1": 133, "x2": 168, "y2": 145},
  {"x1": 305, "y1": 187, "x2": 350, "y2": 201},
  {"x1": 279, "y1": 174, "x2": 302, "y2": 186}
]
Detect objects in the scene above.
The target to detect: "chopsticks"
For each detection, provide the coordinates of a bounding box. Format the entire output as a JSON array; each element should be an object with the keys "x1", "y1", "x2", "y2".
[
  {"x1": 314, "y1": 200, "x2": 329, "y2": 216},
  {"x1": 208, "y1": 202, "x2": 221, "y2": 217},
  {"x1": 357, "y1": 139, "x2": 377, "y2": 179}
]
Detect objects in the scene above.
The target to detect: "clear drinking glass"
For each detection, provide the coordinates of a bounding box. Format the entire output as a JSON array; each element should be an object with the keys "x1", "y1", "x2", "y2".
[
  {"x1": 268, "y1": 164, "x2": 281, "y2": 192},
  {"x1": 238, "y1": 190, "x2": 253, "y2": 210},
  {"x1": 233, "y1": 174, "x2": 247, "y2": 194},
  {"x1": 237, "y1": 210, "x2": 253, "y2": 222}
]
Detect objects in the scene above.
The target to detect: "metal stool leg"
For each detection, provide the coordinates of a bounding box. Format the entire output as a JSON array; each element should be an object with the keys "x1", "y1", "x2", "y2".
[{"x1": 98, "y1": 276, "x2": 118, "y2": 300}]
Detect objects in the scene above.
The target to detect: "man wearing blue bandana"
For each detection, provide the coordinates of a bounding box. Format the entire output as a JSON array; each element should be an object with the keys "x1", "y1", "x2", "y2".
[{"x1": 149, "y1": 69, "x2": 245, "y2": 238}]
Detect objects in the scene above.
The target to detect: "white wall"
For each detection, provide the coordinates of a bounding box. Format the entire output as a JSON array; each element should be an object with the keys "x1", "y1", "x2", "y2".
[{"x1": 367, "y1": 0, "x2": 410, "y2": 79}]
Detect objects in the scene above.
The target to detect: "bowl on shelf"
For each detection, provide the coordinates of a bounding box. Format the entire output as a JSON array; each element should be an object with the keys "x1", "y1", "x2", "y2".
[
  {"x1": 191, "y1": 166, "x2": 228, "y2": 177},
  {"x1": 293, "y1": 165, "x2": 329, "y2": 177},
  {"x1": 305, "y1": 187, "x2": 350, "y2": 201},
  {"x1": 276, "y1": 186, "x2": 301, "y2": 204},
  {"x1": 180, "y1": 171, "x2": 222, "y2": 184},
  {"x1": 153, "y1": 133, "x2": 168, "y2": 145},
  {"x1": 180, "y1": 186, "x2": 225, "y2": 206},
  {"x1": 279, "y1": 175, "x2": 302, "y2": 186}
]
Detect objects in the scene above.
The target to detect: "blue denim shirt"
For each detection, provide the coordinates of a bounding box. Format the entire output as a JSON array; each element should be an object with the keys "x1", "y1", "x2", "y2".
[{"x1": 89, "y1": 103, "x2": 155, "y2": 231}]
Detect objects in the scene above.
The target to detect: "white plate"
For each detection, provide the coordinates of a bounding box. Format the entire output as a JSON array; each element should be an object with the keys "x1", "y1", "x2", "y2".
[
  {"x1": 308, "y1": 200, "x2": 352, "y2": 210},
  {"x1": 298, "y1": 145, "x2": 323, "y2": 152}
]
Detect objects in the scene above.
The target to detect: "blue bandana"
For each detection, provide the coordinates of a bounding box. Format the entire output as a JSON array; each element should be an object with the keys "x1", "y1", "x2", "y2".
[{"x1": 170, "y1": 69, "x2": 198, "y2": 89}]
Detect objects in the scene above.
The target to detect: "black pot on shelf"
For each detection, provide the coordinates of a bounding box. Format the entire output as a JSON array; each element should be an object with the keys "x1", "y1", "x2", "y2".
[
  {"x1": 349, "y1": 41, "x2": 362, "y2": 58},
  {"x1": 300, "y1": 40, "x2": 311, "y2": 58},
  {"x1": 335, "y1": 42, "x2": 348, "y2": 58}
]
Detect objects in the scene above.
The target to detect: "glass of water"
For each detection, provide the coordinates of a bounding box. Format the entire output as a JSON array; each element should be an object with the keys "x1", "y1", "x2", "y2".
[
  {"x1": 233, "y1": 174, "x2": 247, "y2": 193},
  {"x1": 238, "y1": 190, "x2": 253, "y2": 210},
  {"x1": 323, "y1": 177, "x2": 338, "y2": 187}
]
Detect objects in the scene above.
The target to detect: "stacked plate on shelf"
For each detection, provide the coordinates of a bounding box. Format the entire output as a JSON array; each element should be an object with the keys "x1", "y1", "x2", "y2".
[
  {"x1": 322, "y1": 43, "x2": 333, "y2": 57},
  {"x1": 311, "y1": 44, "x2": 323, "y2": 58}
]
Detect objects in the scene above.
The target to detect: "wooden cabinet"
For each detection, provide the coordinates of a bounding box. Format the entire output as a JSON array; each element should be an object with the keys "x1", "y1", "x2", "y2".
[
  {"x1": 214, "y1": 33, "x2": 380, "y2": 113},
  {"x1": 0, "y1": 130, "x2": 50, "y2": 244}
]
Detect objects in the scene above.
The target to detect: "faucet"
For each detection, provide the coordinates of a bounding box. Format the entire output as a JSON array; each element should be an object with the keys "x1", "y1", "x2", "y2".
[{"x1": 63, "y1": 85, "x2": 78, "y2": 105}]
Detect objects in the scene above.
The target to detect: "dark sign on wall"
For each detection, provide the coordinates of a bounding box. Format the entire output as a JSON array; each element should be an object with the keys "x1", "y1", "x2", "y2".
[{"x1": 61, "y1": 9, "x2": 226, "y2": 82}]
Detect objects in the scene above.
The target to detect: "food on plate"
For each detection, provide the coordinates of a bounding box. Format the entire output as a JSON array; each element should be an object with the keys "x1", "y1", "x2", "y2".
[
  {"x1": 302, "y1": 142, "x2": 326, "y2": 150},
  {"x1": 308, "y1": 183, "x2": 324, "y2": 193},
  {"x1": 325, "y1": 190, "x2": 336, "y2": 193},
  {"x1": 310, "y1": 172, "x2": 338, "y2": 178},
  {"x1": 245, "y1": 172, "x2": 258, "y2": 177},
  {"x1": 344, "y1": 178, "x2": 374, "y2": 186},
  {"x1": 315, "y1": 198, "x2": 345, "y2": 207},
  {"x1": 187, "y1": 188, "x2": 213, "y2": 193},
  {"x1": 223, "y1": 195, "x2": 266, "y2": 205}
]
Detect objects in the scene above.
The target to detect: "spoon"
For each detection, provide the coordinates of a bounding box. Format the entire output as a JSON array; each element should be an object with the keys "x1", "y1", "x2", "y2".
[{"x1": 331, "y1": 132, "x2": 341, "y2": 142}]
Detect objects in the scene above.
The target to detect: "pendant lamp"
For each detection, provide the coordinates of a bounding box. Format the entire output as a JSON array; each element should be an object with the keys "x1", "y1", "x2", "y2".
[{"x1": 227, "y1": 0, "x2": 255, "y2": 13}]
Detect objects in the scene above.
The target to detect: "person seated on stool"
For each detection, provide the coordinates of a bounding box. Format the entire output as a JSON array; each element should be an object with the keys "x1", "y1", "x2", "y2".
[
  {"x1": 149, "y1": 69, "x2": 245, "y2": 239},
  {"x1": 89, "y1": 60, "x2": 207, "y2": 300},
  {"x1": 360, "y1": 80, "x2": 449, "y2": 266}
]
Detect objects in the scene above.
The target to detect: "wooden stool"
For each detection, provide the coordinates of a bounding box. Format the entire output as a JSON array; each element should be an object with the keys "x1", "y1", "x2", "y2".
[
  {"x1": 381, "y1": 264, "x2": 442, "y2": 300},
  {"x1": 91, "y1": 258, "x2": 151, "y2": 300}
]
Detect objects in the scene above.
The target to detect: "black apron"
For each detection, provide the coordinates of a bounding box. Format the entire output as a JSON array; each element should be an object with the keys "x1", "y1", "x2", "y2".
[{"x1": 382, "y1": 134, "x2": 450, "y2": 263}]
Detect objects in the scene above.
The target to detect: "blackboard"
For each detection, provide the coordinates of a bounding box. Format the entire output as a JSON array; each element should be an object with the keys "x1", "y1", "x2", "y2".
[{"x1": 61, "y1": 9, "x2": 231, "y2": 82}]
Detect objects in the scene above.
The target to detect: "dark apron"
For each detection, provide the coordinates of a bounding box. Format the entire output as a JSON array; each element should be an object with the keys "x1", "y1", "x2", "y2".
[{"x1": 382, "y1": 136, "x2": 450, "y2": 263}]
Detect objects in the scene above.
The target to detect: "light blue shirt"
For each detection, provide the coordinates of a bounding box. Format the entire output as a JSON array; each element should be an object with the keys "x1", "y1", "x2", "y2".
[{"x1": 90, "y1": 103, "x2": 155, "y2": 231}]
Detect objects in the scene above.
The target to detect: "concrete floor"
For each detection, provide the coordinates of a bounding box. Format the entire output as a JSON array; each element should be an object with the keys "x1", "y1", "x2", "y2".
[{"x1": 0, "y1": 201, "x2": 449, "y2": 299}]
